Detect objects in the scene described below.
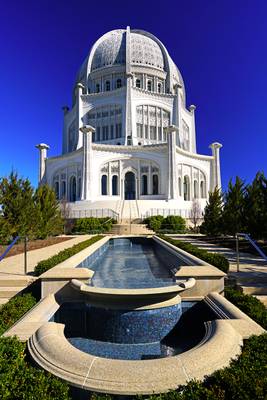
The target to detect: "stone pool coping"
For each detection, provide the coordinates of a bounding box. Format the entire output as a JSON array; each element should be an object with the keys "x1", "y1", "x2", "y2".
[
  {"x1": 39, "y1": 235, "x2": 226, "y2": 300},
  {"x1": 5, "y1": 290, "x2": 265, "y2": 394},
  {"x1": 70, "y1": 278, "x2": 196, "y2": 310}
]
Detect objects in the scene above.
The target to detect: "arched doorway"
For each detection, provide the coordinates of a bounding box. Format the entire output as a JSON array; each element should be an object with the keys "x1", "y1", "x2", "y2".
[{"x1": 124, "y1": 172, "x2": 136, "y2": 200}]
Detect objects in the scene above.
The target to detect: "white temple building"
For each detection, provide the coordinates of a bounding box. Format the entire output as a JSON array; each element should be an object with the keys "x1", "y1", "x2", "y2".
[{"x1": 36, "y1": 27, "x2": 222, "y2": 220}]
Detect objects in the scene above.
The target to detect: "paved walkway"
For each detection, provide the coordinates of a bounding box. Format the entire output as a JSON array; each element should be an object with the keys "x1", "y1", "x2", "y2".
[
  {"x1": 0, "y1": 235, "x2": 92, "y2": 277},
  {"x1": 169, "y1": 235, "x2": 267, "y2": 305}
]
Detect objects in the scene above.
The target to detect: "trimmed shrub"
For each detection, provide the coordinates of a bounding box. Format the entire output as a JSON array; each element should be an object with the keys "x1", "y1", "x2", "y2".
[
  {"x1": 72, "y1": 217, "x2": 115, "y2": 234},
  {"x1": 144, "y1": 215, "x2": 186, "y2": 233},
  {"x1": 224, "y1": 287, "x2": 267, "y2": 329},
  {"x1": 0, "y1": 336, "x2": 70, "y2": 399},
  {"x1": 144, "y1": 215, "x2": 164, "y2": 231},
  {"x1": 34, "y1": 235, "x2": 103, "y2": 276},
  {"x1": 159, "y1": 235, "x2": 229, "y2": 273},
  {"x1": 161, "y1": 216, "x2": 186, "y2": 233},
  {"x1": 146, "y1": 333, "x2": 267, "y2": 400},
  {"x1": 0, "y1": 293, "x2": 37, "y2": 335}
]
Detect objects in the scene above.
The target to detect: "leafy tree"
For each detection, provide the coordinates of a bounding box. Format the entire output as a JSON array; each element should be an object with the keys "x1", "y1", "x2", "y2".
[
  {"x1": 34, "y1": 184, "x2": 63, "y2": 239},
  {"x1": 201, "y1": 187, "x2": 223, "y2": 236},
  {"x1": 222, "y1": 176, "x2": 246, "y2": 235},
  {"x1": 244, "y1": 172, "x2": 267, "y2": 239},
  {"x1": 0, "y1": 172, "x2": 37, "y2": 241}
]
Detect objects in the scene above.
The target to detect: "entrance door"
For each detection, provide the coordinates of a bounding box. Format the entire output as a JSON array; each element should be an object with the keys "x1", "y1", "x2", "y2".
[{"x1": 124, "y1": 172, "x2": 136, "y2": 200}]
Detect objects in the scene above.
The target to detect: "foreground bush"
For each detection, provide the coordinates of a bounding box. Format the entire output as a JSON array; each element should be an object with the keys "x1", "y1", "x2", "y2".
[
  {"x1": 72, "y1": 217, "x2": 115, "y2": 234},
  {"x1": 144, "y1": 215, "x2": 186, "y2": 233},
  {"x1": 34, "y1": 235, "x2": 103, "y2": 276},
  {"x1": 146, "y1": 334, "x2": 267, "y2": 400},
  {"x1": 159, "y1": 235, "x2": 229, "y2": 273},
  {"x1": 0, "y1": 336, "x2": 70, "y2": 399},
  {"x1": 0, "y1": 293, "x2": 37, "y2": 335},
  {"x1": 225, "y1": 287, "x2": 267, "y2": 329}
]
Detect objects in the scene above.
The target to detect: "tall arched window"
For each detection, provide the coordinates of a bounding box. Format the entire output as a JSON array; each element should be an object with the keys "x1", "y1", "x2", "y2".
[
  {"x1": 112, "y1": 175, "x2": 118, "y2": 195},
  {"x1": 136, "y1": 79, "x2": 141, "y2": 88},
  {"x1": 78, "y1": 178, "x2": 81, "y2": 199},
  {"x1": 194, "y1": 180, "x2": 198, "y2": 199},
  {"x1": 101, "y1": 175, "x2": 107, "y2": 195},
  {"x1": 183, "y1": 176, "x2": 190, "y2": 201},
  {"x1": 152, "y1": 174, "x2": 159, "y2": 195},
  {"x1": 61, "y1": 181, "x2": 66, "y2": 199},
  {"x1": 158, "y1": 83, "x2": 162, "y2": 93},
  {"x1": 141, "y1": 175, "x2": 148, "y2": 195},
  {"x1": 69, "y1": 176, "x2": 76, "y2": 202},
  {"x1": 200, "y1": 180, "x2": 206, "y2": 198},
  {"x1": 105, "y1": 81, "x2": 110, "y2": 91},
  {"x1": 54, "y1": 182, "x2": 59, "y2": 199},
  {"x1": 96, "y1": 83, "x2": 100, "y2": 93},
  {"x1": 178, "y1": 177, "x2": 182, "y2": 196},
  {"x1": 116, "y1": 79, "x2": 122, "y2": 89},
  {"x1": 147, "y1": 80, "x2": 152, "y2": 91}
]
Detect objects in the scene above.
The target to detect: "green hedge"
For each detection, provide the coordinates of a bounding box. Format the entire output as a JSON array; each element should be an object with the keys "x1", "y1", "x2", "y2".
[
  {"x1": 225, "y1": 287, "x2": 267, "y2": 329},
  {"x1": 159, "y1": 235, "x2": 229, "y2": 273},
  {"x1": 34, "y1": 235, "x2": 104, "y2": 276},
  {"x1": 145, "y1": 333, "x2": 267, "y2": 400},
  {"x1": 144, "y1": 215, "x2": 186, "y2": 233},
  {"x1": 72, "y1": 217, "x2": 115, "y2": 234},
  {"x1": 0, "y1": 293, "x2": 37, "y2": 336},
  {"x1": 0, "y1": 336, "x2": 70, "y2": 399}
]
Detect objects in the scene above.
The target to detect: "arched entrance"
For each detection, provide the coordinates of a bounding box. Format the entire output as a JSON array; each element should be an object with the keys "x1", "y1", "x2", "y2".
[{"x1": 124, "y1": 171, "x2": 136, "y2": 200}]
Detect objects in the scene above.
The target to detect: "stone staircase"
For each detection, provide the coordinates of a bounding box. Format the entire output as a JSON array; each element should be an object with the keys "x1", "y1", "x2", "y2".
[
  {"x1": 109, "y1": 223, "x2": 154, "y2": 235},
  {"x1": 0, "y1": 276, "x2": 34, "y2": 306}
]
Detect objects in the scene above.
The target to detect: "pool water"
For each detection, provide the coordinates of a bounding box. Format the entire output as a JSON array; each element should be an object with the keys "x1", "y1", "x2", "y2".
[
  {"x1": 78, "y1": 237, "x2": 189, "y2": 289},
  {"x1": 51, "y1": 301, "x2": 217, "y2": 360}
]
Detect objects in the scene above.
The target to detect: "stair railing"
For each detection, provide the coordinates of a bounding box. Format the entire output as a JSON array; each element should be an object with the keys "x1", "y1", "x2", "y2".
[
  {"x1": 235, "y1": 233, "x2": 267, "y2": 272},
  {"x1": 0, "y1": 236, "x2": 28, "y2": 274}
]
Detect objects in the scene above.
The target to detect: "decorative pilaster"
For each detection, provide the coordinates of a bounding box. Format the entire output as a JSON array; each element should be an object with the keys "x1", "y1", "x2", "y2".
[
  {"x1": 189, "y1": 105, "x2": 197, "y2": 152},
  {"x1": 76, "y1": 83, "x2": 85, "y2": 149},
  {"x1": 80, "y1": 125, "x2": 95, "y2": 200},
  {"x1": 167, "y1": 125, "x2": 179, "y2": 200},
  {"x1": 125, "y1": 26, "x2": 133, "y2": 143},
  {"x1": 35, "y1": 143, "x2": 50, "y2": 185},
  {"x1": 209, "y1": 142, "x2": 223, "y2": 190}
]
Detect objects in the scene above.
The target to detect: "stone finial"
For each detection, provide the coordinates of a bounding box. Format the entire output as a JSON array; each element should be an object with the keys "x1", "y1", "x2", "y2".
[
  {"x1": 79, "y1": 125, "x2": 95, "y2": 134},
  {"x1": 35, "y1": 143, "x2": 50, "y2": 151},
  {"x1": 166, "y1": 125, "x2": 179, "y2": 134},
  {"x1": 209, "y1": 142, "x2": 223, "y2": 151},
  {"x1": 62, "y1": 106, "x2": 69, "y2": 115},
  {"x1": 189, "y1": 104, "x2": 196, "y2": 112},
  {"x1": 76, "y1": 82, "x2": 85, "y2": 90}
]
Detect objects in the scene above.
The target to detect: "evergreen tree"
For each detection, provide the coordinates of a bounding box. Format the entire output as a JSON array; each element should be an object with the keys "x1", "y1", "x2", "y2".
[
  {"x1": 34, "y1": 184, "x2": 63, "y2": 239},
  {"x1": 222, "y1": 176, "x2": 246, "y2": 235},
  {"x1": 201, "y1": 187, "x2": 223, "y2": 236},
  {"x1": 0, "y1": 172, "x2": 37, "y2": 241},
  {"x1": 244, "y1": 172, "x2": 267, "y2": 239}
]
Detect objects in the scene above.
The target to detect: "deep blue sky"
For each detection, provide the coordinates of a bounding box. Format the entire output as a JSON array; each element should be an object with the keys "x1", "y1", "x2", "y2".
[{"x1": 0, "y1": 0, "x2": 266, "y2": 189}]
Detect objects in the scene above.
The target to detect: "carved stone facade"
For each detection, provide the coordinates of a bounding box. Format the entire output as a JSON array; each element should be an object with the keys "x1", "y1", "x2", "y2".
[{"x1": 36, "y1": 27, "x2": 222, "y2": 217}]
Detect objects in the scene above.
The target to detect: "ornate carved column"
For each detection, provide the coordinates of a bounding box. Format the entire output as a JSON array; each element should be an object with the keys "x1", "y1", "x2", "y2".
[
  {"x1": 80, "y1": 125, "x2": 95, "y2": 200},
  {"x1": 35, "y1": 143, "x2": 50, "y2": 185},
  {"x1": 167, "y1": 125, "x2": 179, "y2": 200},
  {"x1": 76, "y1": 83, "x2": 85, "y2": 149},
  {"x1": 209, "y1": 142, "x2": 223, "y2": 190}
]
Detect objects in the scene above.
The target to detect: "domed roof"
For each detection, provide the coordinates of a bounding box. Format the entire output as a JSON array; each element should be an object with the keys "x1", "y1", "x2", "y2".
[
  {"x1": 89, "y1": 28, "x2": 165, "y2": 72},
  {"x1": 91, "y1": 30, "x2": 126, "y2": 71},
  {"x1": 130, "y1": 32, "x2": 164, "y2": 70},
  {"x1": 75, "y1": 27, "x2": 185, "y2": 94}
]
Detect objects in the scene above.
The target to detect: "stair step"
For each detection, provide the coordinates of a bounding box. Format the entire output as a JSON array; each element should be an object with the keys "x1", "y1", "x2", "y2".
[
  {"x1": 239, "y1": 283, "x2": 267, "y2": 295},
  {"x1": 0, "y1": 298, "x2": 10, "y2": 306},
  {"x1": 0, "y1": 278, "x2": 32, "y2": 287},
  {"x1": 253, "y1": 295, "x2": 267, "y2": 307},
  {"x1": 0, "y1": 287, "x2": 26, "y2": 298}
]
